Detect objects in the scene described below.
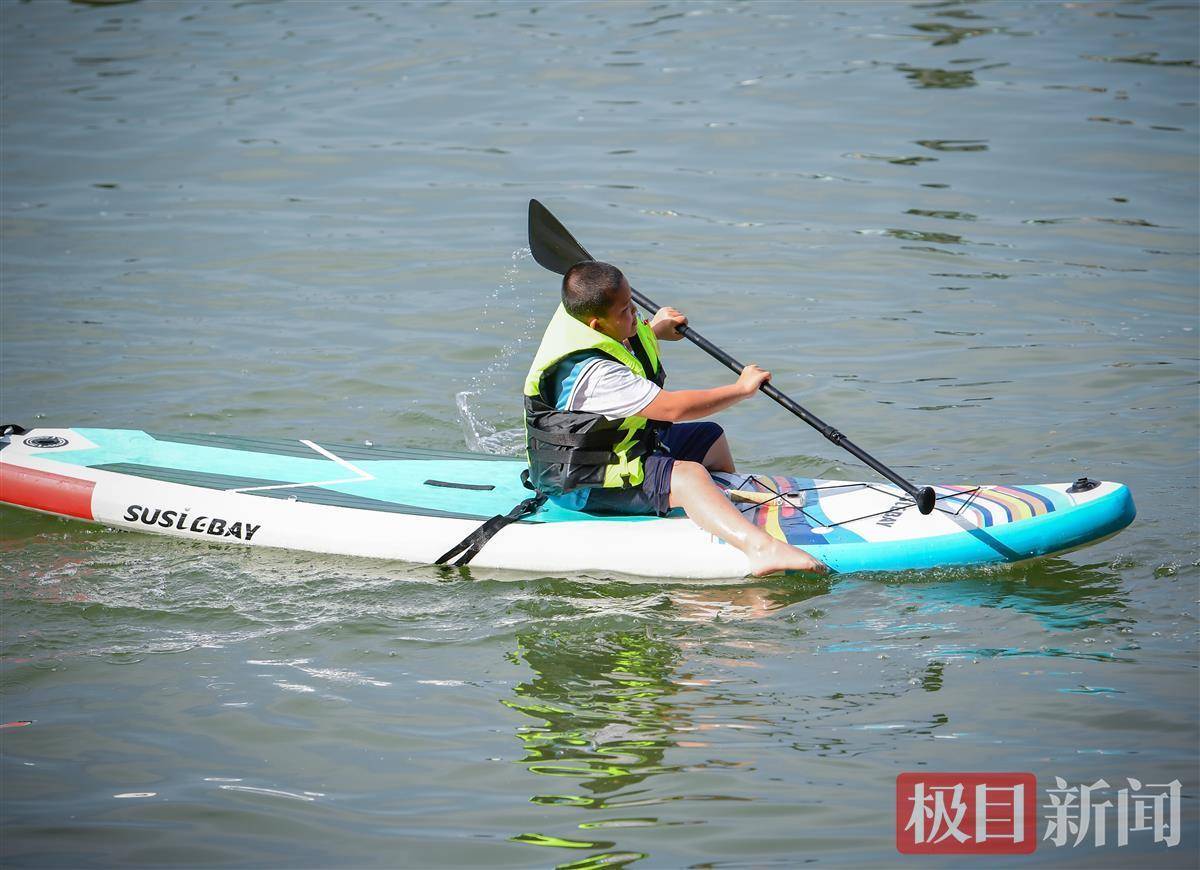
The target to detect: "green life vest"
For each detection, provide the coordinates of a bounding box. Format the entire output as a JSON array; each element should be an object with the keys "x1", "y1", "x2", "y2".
[{"x1": 523, "y1": 304, "x2": 666, "y2": 496}]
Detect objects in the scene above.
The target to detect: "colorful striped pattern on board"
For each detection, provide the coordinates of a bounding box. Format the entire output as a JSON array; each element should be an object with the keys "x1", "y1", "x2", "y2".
[{"x1": 937, "y1": 484, "x2": 1055, "y2": 527}]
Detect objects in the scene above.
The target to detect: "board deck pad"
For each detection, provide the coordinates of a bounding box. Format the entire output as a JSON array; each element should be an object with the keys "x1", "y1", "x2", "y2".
[{"x1": 0, "y1": 428, "x2": 1136, "y2": 579}]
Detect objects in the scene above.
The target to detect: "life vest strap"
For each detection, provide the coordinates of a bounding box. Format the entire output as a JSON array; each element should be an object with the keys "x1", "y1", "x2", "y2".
[
  {"x1": 526, "y1": 447, "x2": 618, "y2": 466},
  {"x1": 526, "y1": 427, "x2": 627, "y2": 449},
  {"x1": 526, "y1": 433, "x2": 653, "y2": 468}
]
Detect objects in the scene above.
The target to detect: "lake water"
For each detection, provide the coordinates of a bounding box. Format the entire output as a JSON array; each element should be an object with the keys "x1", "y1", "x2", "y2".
[{"x1": 2, "y1": 0, "x2": 1197, "y2": 866}]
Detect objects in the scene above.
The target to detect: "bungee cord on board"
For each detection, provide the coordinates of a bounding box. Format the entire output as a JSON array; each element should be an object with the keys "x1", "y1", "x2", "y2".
[{"x1": 728, "y1": 474, "x2": 984, "y2": 531}]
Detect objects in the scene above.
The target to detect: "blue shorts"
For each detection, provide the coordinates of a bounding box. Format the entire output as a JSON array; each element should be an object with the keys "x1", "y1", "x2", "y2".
[{"x1": 581, "y1": 421, "x2": 724, "y2": 517}]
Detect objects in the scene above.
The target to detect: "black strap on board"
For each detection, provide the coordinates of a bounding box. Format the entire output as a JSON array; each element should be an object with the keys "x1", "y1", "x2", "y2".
[
  {"x1": 434, "y1": 492, "x2": 547, "y2": 568},
  {"x1": 424, "y1": 479, "x2": 496, "y2": 491}
]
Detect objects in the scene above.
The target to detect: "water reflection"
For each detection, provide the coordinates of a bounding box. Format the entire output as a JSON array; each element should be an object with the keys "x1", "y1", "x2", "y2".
[
  {"x1": 906, "y1": 208, "x2": 978, "y2": 220},
  {"x1": 667, "y1": 579, "x2": 831, "y2": 624},
  {"x1": 503, "y1": 626, "x2": 684, "y2": 866},
  {"x1": 896, "y1": 64, "x2": 978, "y2": 89},
  {"x1": 914, "y1": 138, "x2": 988, "y2": 152},
  {"x1": 883, "y1": 227, "x2": 965, "y2": 245},
  {"x1": 879, "y1": 557, "x2": 1132, "y2": 633},
  {"x1": 911, "y1": 22, "x2": 1014, "y2": 47},
  {"x1": 502, "y1": 581, "x2": 827, "y2": 865}
]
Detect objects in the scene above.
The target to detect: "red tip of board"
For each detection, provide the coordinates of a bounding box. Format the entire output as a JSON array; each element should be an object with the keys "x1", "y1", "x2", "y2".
[{"x1": 0, "y1": 464, "x2": 95, "y2": 520}]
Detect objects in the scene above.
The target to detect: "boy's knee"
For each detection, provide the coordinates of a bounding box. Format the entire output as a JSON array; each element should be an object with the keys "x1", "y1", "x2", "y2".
[{"x1": 670, "y1": 460, "x2": 707, "y2": 485}]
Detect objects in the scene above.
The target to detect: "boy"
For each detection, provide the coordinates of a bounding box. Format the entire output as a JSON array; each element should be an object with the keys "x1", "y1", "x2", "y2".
[{"x1": 524, "y1": 261, "x2": 826, "y2": 576}]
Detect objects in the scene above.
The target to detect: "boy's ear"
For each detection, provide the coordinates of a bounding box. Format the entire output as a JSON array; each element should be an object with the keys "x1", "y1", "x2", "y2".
[{"x1": 587, "y1": 316, "x2": 602, "y2": 331}]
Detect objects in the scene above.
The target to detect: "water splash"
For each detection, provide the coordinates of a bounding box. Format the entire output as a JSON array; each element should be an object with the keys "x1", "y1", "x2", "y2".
[
  {"x1": 455, "y1": 390, "x2": 525, "y2": 455},
  {"x1": 456, "y1": 247, "x2": 542, "y2": 455}
]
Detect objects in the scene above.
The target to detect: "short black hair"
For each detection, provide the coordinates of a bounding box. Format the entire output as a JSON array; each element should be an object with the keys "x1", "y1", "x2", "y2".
[{"x1": 562, "y1": 260, "x2": 625, "y2": 321}]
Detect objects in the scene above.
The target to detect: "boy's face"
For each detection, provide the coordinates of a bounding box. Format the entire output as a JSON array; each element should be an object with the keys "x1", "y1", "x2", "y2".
[{"x1": 589, "y1": 279, "x2": 637, "y2": 341}]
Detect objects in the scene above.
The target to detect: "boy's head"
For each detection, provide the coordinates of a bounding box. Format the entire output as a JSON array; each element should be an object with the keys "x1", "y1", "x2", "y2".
[{"x1": 562, "y1": 260, "x2": 636, "y2": 341}]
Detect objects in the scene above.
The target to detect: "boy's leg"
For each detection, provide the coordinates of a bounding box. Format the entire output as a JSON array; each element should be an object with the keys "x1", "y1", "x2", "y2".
[
  {"x1": 660, "y1": 422, "x2": 735, "y2": 473},
  {"x1": 668, "y1": 461, "x2": 826, "y2": 576},
  {"x1": 701, "y1": 433, "x2": 735, "y2": 473}
]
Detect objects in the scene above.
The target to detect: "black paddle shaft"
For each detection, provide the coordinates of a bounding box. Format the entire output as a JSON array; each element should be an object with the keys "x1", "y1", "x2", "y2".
[{"x1": 527, "y1": 199, "x2": 936, "y2": 514}]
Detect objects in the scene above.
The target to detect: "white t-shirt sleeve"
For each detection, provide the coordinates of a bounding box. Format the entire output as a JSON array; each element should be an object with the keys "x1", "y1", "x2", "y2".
[{"x1": 565, "y1": 359, "x2": 662, "y2": 420}]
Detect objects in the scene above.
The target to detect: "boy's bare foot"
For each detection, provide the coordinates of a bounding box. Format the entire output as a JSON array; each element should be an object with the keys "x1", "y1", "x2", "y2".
[
  {"x1": 747, "y1": 536, "x2": 827, "y2": 577},
  {"x1": 665, "y1": 460, "x2": 828, "y2": 577}
]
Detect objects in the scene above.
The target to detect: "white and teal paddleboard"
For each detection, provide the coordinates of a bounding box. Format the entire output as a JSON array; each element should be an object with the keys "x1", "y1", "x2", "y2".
[{"x1": 0, "y1": 427, "x2": 1135, "y2": 579}]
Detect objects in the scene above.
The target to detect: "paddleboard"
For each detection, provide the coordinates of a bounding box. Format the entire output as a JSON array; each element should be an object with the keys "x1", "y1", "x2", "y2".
[{"x1": 0, "y1": 427, "x2": 1135, "y2": 579}]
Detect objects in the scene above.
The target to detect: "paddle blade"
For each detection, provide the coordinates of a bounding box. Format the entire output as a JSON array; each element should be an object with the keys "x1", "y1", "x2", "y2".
[{"x1": 528, "y1": 199, "x2": 595, "y2": 275}]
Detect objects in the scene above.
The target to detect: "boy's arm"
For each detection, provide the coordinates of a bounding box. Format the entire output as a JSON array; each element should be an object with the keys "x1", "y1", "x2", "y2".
[{"x1": 639, "y1": 365, "x2": 771, "y2": 422}]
